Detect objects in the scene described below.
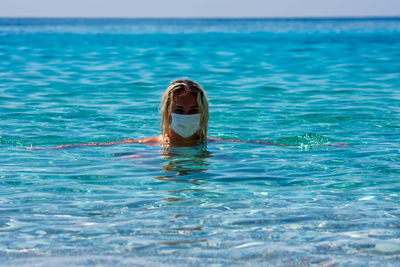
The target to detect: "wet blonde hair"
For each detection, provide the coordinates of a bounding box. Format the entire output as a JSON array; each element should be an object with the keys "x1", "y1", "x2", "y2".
[{"x1": 161, "y1": 79, "x2": 209, "y2": 143}]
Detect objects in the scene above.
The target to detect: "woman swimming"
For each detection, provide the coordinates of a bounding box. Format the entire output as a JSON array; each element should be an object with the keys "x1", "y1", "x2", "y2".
[
  {"x1": 26, "y1": 79, "x2": 346, "y2": 150},
  {"x1": 137, "y1": 79, "x2": 209, "y2": 146}
]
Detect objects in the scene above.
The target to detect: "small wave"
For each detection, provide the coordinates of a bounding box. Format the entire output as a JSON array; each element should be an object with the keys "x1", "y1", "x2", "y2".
[{"x1": 273, "y1": 133, "x2": 336, "y2": 147}]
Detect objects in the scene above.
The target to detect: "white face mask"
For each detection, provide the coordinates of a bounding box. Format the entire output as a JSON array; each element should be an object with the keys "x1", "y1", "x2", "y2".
[{"x1": 171, "y1": 113, "x2": 201, "y2": 138}]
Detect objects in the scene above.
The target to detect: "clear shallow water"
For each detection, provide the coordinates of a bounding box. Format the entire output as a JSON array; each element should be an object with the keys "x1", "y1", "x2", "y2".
[{"x1": 1, "y1": 18, "x2": 400, "y2": 266}]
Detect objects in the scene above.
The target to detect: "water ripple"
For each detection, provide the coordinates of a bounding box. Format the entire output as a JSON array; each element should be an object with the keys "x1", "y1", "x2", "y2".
[{"x1": 1, "y1": 18, "x2": 400, "y2": 266}]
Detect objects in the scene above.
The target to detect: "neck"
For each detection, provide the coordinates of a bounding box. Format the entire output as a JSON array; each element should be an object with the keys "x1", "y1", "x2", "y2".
[{"x1": 165, "y1": 131, "x2": 203, "y2": 147}]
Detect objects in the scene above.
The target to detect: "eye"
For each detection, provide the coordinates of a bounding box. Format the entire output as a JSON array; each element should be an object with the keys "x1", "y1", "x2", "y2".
[
  {"x1": 189, "y1": 108, "x2": 199, "y2": 114},
  {"x1": 174, "y1": 108, "x2": 184, "y2": 114}
]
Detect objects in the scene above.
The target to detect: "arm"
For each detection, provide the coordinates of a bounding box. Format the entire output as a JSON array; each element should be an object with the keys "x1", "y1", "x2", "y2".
[
  {"x1": 26, "y1": 136, "x2": 162, "y2": 150},
  {"x1": 207, "y1": 136, "x2": 289, "y2": 146},
  {"x1": 207, "y1": 137, "x2": 348, "y2": 147}
]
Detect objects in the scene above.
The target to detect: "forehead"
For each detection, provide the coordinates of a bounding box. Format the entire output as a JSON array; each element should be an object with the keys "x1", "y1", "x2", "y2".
[{"x1": 172, "y1": 90, "x2": 198, "y2": 106}]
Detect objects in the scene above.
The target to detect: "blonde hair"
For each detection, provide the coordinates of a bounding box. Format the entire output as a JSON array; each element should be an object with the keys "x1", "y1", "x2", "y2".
[{"x1": 161, "y1": 79, "x2": 209, "y2": 143}]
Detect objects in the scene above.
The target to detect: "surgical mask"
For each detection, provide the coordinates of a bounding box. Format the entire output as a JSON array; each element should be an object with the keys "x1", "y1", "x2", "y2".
[{"x1": 171, "y1": 113, "x2": 200, "y2": 138}]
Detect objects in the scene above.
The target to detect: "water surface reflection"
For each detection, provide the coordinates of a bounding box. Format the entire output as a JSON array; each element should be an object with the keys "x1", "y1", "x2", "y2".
[
  {"x1": 156, "y1": 145, "x2": 213, "y2": 246},
  {"x1": 156, "y1": 144, "x2": 212, "y2": 185}
]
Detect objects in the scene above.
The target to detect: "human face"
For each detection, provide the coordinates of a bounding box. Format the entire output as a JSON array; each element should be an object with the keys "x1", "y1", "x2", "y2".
[
  {"x1": 168, "y1": 90, "x2": 201, "y2": 143},
  {"x1": 172, "y1": 90, "x2": 199, "y2": 115}
]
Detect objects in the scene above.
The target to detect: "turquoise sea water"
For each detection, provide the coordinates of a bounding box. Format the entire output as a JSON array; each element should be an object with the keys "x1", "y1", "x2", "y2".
[{"x1": 1, "y1": 18, "x2": 400, "y2": 266}]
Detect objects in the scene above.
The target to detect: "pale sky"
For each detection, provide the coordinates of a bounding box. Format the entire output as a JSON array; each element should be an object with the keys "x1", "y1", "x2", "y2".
[{"x1": 1, "y1": 0, "x2": 400, "y2": 18}]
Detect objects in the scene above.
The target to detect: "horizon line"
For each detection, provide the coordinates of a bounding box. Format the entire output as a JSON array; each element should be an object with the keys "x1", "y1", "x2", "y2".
[{"x1": 1, "y1": 15, "x2": 400, "y2": 20}]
